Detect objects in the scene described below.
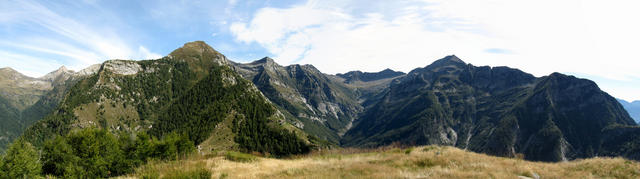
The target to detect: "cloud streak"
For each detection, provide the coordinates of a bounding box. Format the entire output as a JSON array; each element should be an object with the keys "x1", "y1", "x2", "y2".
[{"x1": 0, "y1": 0, "x2": 161, "y2": 77}]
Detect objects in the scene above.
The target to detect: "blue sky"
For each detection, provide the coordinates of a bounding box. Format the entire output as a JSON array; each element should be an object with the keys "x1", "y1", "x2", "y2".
[{"x1": 0, "y1": 0, "x2": 639, "y2": 101}]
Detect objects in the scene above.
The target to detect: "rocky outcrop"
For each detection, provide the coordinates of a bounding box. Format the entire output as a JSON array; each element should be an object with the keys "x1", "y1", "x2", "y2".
[{"x1": 103, "y1": 60, "x2": 142, "y2": 75}]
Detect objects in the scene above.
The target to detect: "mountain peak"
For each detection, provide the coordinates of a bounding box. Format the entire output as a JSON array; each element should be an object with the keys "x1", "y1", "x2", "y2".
[
  {"x1": 421, "y1": 55, "x2": 467, "y2": 72},
  {"x1": 169, "y1": 41, "x2": 220, "y2": 58},
  {"x1": 436, "y1": 55, "x2": 465, "y2": 64},
  {"x1": 0, "y1": 67, "x2": 18, "y2": 73},
  {"x1": 40, "y1": 65, "x2": 73, "y2": 82},
  {"x1": 58, "y1": 65, "x2": 68, "y2": 71},
  {"x1": 168, "y1": 41, "x2": 228, "y2": 67},
  {"x1": 254, "y1": 57, "x2": 277, "y2": 65},
  {"x1": 0, "y1": 67, "x2": 29, "y2": 79},
  {"x1": 443, "y1": 55, "x2": 464, "y2": 63}
]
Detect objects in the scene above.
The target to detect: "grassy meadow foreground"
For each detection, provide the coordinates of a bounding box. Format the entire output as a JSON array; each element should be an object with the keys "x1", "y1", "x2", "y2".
[{"x1": 123, "y1": 145, "x2": 640, "y2": 179}]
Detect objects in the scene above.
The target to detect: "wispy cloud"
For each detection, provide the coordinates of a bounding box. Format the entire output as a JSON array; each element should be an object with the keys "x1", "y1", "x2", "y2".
[
  {"x1": 229, "y1": 0, "x2": 494, "y2": 73},
  {"x1": 484, "y1": 48, "x2": 513, "y2": 54},
  {"x1": 0, "y1": 0, "x2": 161, "y2": 76},
  {"x1": 230, "y1": 0, "x2": 640, "y2": 101}
]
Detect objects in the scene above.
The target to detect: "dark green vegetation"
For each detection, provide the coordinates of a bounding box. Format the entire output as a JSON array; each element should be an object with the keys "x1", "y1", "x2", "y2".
[
  {"x1": 0, "y1": 128, "x2": 193, "y2": 178},
  {"x1": 0, "y1": 139, "x2": 41, "y2": 178},
  {"x1": 0, "y1": 96, "x2": 21, "y2": 154},
  {"x1": 225, "y1": 151, "x2": 258, "y2": 162},
  {"x1": 342, "y1": 55, "x2": 640, "y2": 162},
  {"x1": 0, "y1": 67, "x2": 77, "y2": 154},
  {"x1": 151, "y1": 58, "x2": 310, "y2": 156}
]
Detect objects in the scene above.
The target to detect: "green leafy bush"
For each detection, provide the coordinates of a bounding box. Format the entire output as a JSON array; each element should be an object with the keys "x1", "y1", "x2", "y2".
[
  {"x1": 0, "y1": 139, "x2": 42, "y2": 178},
  {"x1": 41, "y1": 128, "x2": 195, "y2": 178}
]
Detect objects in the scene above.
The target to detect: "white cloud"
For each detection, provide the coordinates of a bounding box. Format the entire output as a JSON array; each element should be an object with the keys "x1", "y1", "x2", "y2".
[
  {"x1": 0, "y1": 50, "x2": 63, "y2": 78},
  {"x1": 0, "y1": 0, "x2": 162, "y2": 76},
  {"x1": 230, "y1": 0, "x2": 640, "y2": 101},
  {"x1": 137, "y1": 46, "x2": 163, "y2": 60}
]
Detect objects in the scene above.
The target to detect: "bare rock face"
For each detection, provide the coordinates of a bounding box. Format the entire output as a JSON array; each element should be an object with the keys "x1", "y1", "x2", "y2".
[
  {"x1": 41, "y1": 66, "x2": 73, "y2": 82},
  {"x1": 75, "y1": 64, "x2": 101, "y2": 76},
  {"x1": 232, "y1": 57, "x2": 363, "y2": 143},
  {"x1": 103, "y1": 60, "x2": 142, "y2": 75}
]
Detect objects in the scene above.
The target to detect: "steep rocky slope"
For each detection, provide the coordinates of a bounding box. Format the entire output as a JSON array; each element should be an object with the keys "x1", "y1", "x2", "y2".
[
  {"x1": 342, "y1": 55, "x2": 638, "y2": 161},
  {"x1": 232, "y1": 57, "x2": 362, "y2": 143}
]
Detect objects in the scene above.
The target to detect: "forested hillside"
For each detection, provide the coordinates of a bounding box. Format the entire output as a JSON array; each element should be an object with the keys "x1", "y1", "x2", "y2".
[{"x1": 4, "y1": 41, "x2": 314, "y2": 178}]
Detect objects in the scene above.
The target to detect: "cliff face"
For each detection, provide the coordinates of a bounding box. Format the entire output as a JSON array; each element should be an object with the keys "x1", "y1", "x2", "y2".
[
  {"x1": 232, "y1": 57, "x2": 362, "y2": 143},
  {"x1": 342, "y1": 55, "x2": 637, "y2": 162}
]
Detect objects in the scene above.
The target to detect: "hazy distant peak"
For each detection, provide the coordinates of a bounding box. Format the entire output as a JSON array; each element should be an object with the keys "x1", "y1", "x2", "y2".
[
  {"x1": 39, "y1": 66, "x2": 69, "y2": 83},
  {"x1": 337, "y1": 68, "x2": 405, "y2": 83},
  {"x1": 0, "y1": 67, "x2": 17, "y2": 73}
]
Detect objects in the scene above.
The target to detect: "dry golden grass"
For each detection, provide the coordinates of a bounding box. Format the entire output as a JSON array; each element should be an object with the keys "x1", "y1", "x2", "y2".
[{"x1": 124, "y1": 145, "x2": 640, "y2": 179}]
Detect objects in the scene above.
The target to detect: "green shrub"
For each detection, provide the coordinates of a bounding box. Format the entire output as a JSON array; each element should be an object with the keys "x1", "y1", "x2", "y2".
[
  {"x1": 0, "y1": 139, "x2": 42, "y2": 179},
  {"x1": 404, "y1": 147, "x2": 414, "y2": 155},
  {"x1": 225, "y1": 151, "x2": 258, "y2": 163}
]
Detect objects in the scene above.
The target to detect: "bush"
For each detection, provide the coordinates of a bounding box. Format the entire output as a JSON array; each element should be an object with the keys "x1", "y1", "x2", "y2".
[
  {"x1": 404, "y1": 147, "x2": 414, "y2": 155},
  {"x1": 225, "y1": 151, "x2": 258, "y2": 163},
  {"x1": 0, "y1": 139, "x2": 42, "y2": 178},
  {"x1": 40, "y1": 128, "x2": 196, "y2": 178}
]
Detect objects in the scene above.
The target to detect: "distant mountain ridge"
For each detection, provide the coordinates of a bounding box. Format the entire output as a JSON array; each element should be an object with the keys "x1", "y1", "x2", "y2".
[
  {"x1": 337, "y1": 68, "x2": 405, "y2": 83},
  {"x1": 618, "y1": 99, "x2": 640, "y2": 124},
  {"x1": 0, "y1": 65, "x2": 94, "y2": 153}
]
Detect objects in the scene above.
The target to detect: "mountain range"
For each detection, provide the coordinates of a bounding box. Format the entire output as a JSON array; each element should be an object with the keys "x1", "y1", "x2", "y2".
[
  {"x1": 1, "y1": 41, "x2": 639, "y2": 163},
  {"x1": 0, "y1": 65, "x2": 95, "y2": 153}
]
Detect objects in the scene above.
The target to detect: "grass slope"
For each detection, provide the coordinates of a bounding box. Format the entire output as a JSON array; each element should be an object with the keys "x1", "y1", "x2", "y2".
[{"x1": 123, "y1": 145, "x2": 640, "y2": 179}]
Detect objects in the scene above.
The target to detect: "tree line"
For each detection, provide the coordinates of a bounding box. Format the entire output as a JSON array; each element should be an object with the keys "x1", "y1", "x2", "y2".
[{"x1": 0, "y1": 128, "x2": 193, "y2": 178}]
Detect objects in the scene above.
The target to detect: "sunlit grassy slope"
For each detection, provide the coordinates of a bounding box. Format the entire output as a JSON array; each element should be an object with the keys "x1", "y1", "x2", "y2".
[{"x1": 120, "y1": 145, "x2": 640, "y2": 179}]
